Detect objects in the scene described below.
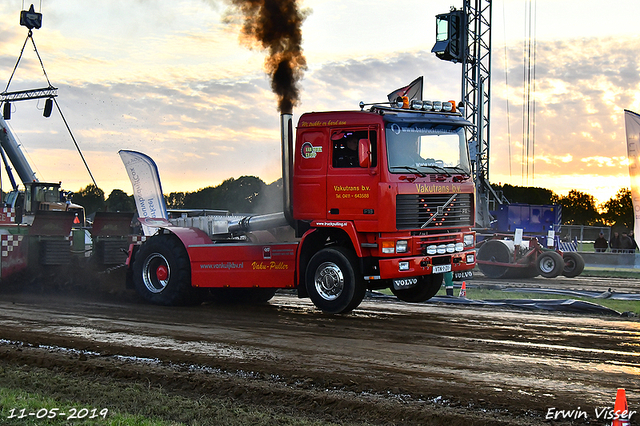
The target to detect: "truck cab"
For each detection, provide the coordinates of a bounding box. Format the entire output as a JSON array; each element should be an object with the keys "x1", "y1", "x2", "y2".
[{"x1": 291, "y1": 100, "x2": 476, "y2": 307}]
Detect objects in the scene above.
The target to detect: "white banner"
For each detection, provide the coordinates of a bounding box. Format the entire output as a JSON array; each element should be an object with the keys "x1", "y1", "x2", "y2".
[
  {"x1": 625, "y1": 110, "x2": 640, "y2": 249},
  {"x1": 119, "y1": 150, "x2": 168, "y2": 236}
]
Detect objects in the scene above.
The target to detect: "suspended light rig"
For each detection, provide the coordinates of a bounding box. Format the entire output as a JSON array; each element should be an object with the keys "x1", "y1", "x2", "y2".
[
  {"x1": 1, "y1": 4, "x2": 57, "y2": 120},
  {"x1": 0, "y1": 3, "x2": 96, "y2": 187}
]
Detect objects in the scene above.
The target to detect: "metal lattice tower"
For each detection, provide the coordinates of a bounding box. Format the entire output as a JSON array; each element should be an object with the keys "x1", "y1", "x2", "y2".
[{"x1": 462, "y1": 0, "x2": 494, "y2": 228}]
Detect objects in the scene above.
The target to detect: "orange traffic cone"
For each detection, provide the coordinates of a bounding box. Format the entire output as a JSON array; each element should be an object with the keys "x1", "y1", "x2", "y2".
[
  {"x1": 459, "y1": 281, "x2": 466, "y2": 298},
  {"x1": 612, "y1": 388, "x2": 630, "y2": 426}
]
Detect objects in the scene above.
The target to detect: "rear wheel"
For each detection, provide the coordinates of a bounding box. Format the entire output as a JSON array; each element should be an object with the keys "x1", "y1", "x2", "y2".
[
  {"x1": 132, "y1": 234, "x2": 201, "y2": 305},
  {"x1": 305, "y1": 247, "x2": 365, "y2": 314},
  {"x1": 391, "y1": 274, "x2": 443, "y2": 303},
  {"x1": 536, "y1": 251, "x2": 564, "y2": 278},
  {"x1": 562, "y1": 252, "x2": 585, "y2": 278}
]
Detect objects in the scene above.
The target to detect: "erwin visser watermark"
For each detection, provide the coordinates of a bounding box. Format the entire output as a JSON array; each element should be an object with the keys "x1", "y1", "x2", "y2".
[{"x1": 545, "y1": 406, "x2": 636, "y2": 421}]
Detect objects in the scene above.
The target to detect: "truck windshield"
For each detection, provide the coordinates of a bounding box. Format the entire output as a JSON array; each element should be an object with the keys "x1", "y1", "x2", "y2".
[{"x1": 385, "y1": 122, "x2": 470, "y2": 175}]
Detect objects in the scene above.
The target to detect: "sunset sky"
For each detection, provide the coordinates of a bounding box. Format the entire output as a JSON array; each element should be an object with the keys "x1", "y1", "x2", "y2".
[{"x1": 0, "y1": 0, "x2": 638, "y2": 206}]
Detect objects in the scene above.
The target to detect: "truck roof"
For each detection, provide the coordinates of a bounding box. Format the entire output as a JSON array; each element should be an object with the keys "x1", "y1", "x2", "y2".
[{"x1": 298, "y1": 107, "x2": 472, "y2": 128}]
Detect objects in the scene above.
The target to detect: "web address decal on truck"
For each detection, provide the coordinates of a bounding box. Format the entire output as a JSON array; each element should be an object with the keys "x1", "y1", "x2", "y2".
[
  {"x1": 314, "y1": 221, "x2": 348, "y2": 227},
  {"x1": 200, "y1": 262, "x2": 244, "y2": 270}
]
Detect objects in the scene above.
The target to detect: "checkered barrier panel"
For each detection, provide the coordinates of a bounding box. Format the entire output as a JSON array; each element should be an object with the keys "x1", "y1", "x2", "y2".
[
  {"x1": 0, "y1": 208, "x2": 16, "y2": 223},
  {"x1": 1, "y1": 234, "x2": 23, "y2": 257}
]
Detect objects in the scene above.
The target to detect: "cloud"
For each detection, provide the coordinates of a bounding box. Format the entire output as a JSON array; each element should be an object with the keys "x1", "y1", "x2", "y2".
[
  {"x1": 490, "y1": 35, "x2": 640, "y2": 201},
  {"x1": 1, "y1": 0, "x2": 638, "y2": 207}
]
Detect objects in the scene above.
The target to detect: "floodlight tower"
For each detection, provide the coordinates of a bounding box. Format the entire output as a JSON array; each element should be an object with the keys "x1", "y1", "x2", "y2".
[{"x1": 432, "y1": 0, "x2": 498, "y2": 228}]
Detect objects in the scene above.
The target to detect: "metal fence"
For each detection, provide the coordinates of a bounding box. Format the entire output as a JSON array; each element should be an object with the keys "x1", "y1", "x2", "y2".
[{"x1": 555, "y1": 225, "x2": 636, "y2": 253}]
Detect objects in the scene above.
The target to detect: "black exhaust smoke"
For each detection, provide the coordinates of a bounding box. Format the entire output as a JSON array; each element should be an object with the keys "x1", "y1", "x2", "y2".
[{"x1": 226, "y1": 0, "x2": 308, "y2": 113}]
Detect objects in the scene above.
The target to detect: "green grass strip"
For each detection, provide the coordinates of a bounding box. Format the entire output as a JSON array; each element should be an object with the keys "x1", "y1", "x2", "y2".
[{"x1": 0, "y1": 364, "x2": 350, "y2": 426}]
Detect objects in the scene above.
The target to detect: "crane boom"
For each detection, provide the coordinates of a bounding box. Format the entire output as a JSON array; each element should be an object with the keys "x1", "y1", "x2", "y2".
[{"x1": 0, "y1": 114, "x2": 38, "y2": 186}]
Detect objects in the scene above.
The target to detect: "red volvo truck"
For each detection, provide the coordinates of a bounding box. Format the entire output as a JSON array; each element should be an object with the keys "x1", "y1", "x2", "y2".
[{"x1": 125, "y1": 98, "x2": 477, "y2": 314}]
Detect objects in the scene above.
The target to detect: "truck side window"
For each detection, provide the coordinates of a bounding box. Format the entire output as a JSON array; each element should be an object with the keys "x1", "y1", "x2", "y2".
[{"x1": 332, "y1": 130, "x2": 377, "y2": 168}]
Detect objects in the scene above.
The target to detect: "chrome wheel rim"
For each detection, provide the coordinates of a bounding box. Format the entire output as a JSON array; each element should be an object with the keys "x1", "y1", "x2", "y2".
[
  {"x1": 314, "y1": 261, "x2": 344, "y2": 301},
  {"x1": 142, "y1": 253, "x2": 170, "y2": 294}
]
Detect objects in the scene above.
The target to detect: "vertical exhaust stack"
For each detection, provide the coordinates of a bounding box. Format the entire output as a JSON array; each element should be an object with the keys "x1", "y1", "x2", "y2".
[
  {"x1": 222, "y1": 1, "x2": 306, "y2": 232},
  {"x1": 281, "y1": 112, "x2": 294, "y2": 227}
]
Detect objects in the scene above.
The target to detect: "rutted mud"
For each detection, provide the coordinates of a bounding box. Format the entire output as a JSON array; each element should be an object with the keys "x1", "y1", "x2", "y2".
[{"x1": 0, "y1": 273, "x2": 638, "y2": 425}]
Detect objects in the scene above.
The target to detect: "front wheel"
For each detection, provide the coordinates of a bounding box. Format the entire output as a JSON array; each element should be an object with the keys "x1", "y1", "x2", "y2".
[
  {"x1": 536, "y1": 251, "x2": 564, "y2": 278},
  {"x1": 132, "y1": 234, "x2": 201, "y2": 305},
  {"x1": 391, "y1": 274, "x2": 443, "y2": 302},
  {"x1": 305, "y1": 247, "x2": 365, "y2": 314}
]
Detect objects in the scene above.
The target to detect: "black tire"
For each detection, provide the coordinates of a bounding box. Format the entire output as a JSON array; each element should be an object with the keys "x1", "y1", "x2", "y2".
[
  {"x1": 305, "y1": 247, "x2": 365, "y2": 314},
  {"x1": 536, "y1": 251, "x2": 564, "y2": 278},
  {"x1": 562, "y1": 252, "x2": 585, "y2": 278},
  {"x1": 477, "y1": 240, "x2": 511, "y2": 278},
  {"x1": 210, "y1": 288, "x2": 277, "y2": 304},
  {"x1": 391, "y1": 273, "x2": 443, "y2": 303},
  {"x1": 132, "y1": 234, "x2": 201, "y2": 306}
]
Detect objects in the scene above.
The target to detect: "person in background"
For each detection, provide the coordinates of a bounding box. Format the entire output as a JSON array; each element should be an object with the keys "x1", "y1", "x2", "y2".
[
  {"x1": 610, "y1": 231, "x2": 621, "y2": 253},
  {"x1": 594, "y1": 232, "x2": 608, "y2": 252},
  {"x1": 620, "y1": 232, "x2": 634, "y2": 253},
  {"x1": 630, "y1": 230, "x2": 638, "y2": 252}
]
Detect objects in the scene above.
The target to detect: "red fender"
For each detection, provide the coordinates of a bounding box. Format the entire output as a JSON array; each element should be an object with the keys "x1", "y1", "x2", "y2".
[{"x1": 309, "y1": 220, "x2": 363, "y2": 257}]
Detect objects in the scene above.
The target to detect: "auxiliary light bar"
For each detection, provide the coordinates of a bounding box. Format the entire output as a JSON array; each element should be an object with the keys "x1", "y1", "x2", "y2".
[{"x1": 395, "y1": 96, "x2": 456, "y2": 112}]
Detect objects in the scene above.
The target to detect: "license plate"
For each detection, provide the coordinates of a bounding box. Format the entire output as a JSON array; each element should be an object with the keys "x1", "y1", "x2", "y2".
[
  {"x1": 433, "y1": 264, "x2": 452, "y2": 273},
  {"x1": 392, "y1": 277, "x2": 418, "y2": 290}
]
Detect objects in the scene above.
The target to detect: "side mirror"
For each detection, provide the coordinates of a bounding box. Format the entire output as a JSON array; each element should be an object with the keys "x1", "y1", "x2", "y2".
[{"x1": 358, "y1": 139, "x2": 371, "y2": 168}]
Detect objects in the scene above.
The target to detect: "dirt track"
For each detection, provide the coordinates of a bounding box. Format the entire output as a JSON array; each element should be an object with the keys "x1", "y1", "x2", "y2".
[{"x1": 0, "y1": 273, "x2": 639, "y2": 425}]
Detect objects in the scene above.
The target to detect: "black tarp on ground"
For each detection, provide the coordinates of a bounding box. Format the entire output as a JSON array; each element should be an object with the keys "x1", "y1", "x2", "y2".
[
  {"x1": 429, "y1": 296, "x2": 622, "y2": 315},
  {"x1": 367, "y1": 292, "x2": 624, "y2": 316},
  {"x1": 498, "y1": 287, "x2": 640, "y2": 301}
]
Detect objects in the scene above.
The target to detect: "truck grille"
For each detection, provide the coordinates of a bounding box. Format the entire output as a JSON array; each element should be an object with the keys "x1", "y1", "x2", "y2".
[{"x1": 396, "y1": 193, "x2": 473, "y2": 230}]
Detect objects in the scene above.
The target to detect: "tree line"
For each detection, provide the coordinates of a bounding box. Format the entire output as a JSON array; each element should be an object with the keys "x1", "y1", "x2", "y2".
[
  {"x1": 71, "y1": 176, "x2": 283, "y2": 217},
  {"x1": 71, "y1": 179, "x2": 634, "y2": 230}
]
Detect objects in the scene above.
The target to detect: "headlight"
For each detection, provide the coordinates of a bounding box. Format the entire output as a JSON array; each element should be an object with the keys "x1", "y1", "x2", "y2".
[
  {"x1": 464, "y1": 234, "x2": 474, "y2": 247},
  {"x1": 396, "y1": 240, "x2": 409, "y2": 253},
  {"x1": 455, "y1": 242, "x2": 464, "y2": 252},
  {"x1": 466, "y1": 253, "x2": 475, "y2": 263},
  {"x1": 437, "y1": 244, "x2": 447, "y2": 254},
  {"x1": 446, "y1": 243, "x2": 455, "y2": 253},
  {"x1": 426, "y1": 245, "x2": 437, "y2": 255},
  {"x1": 399, "y1": 261, "x2": 410, "y2": 271}
]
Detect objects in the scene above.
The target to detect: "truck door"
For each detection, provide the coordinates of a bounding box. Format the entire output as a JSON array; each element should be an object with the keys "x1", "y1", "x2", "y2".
[
  {"x1": 292, "y1": 129, "x2": 328, "y2": 220},
  {"x1": 327, "y1": 127, "x2": 380, "y2": 229}
]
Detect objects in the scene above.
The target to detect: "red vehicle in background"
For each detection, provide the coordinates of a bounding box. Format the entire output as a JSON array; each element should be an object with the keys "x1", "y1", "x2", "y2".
[{"x1": 124, "y1": 97, "x2": 477, "y2": 314}]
